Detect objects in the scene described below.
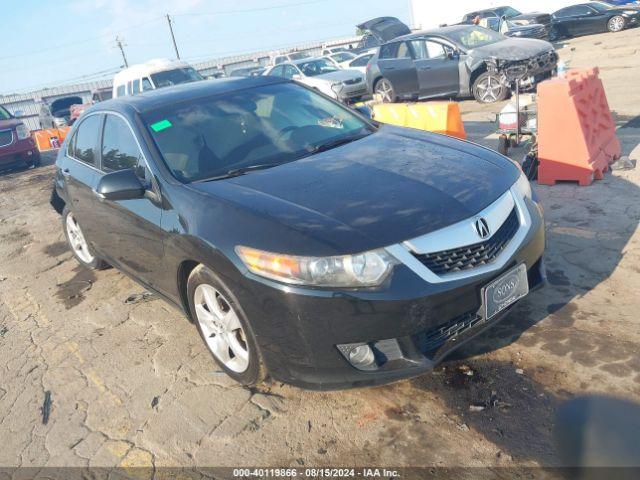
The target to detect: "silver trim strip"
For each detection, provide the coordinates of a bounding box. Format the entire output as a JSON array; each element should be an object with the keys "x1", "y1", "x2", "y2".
[
  {"x1": 0, "y1": 129, "x2": 14, "y2": 148},
  {"x1": 403, "y1": 190, "x2": 515, "y2": 254},
  {"x1": 385, "y1": 186, "x2": 531, "y2": 284}
]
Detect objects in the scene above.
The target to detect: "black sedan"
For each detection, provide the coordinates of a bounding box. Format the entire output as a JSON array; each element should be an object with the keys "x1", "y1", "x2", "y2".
[
  {"x1": 51, "y1": 77, "x2": 545, "y2": 390},
  {"x1": 550, "y1": 2, "x2": 640, "y2": 39}
]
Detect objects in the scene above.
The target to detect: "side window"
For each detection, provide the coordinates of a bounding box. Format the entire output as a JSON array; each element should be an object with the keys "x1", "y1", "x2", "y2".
[
  {"x1": 396, "y1": 42, "x2": 411, "y2": 59},
  {"x1": 132, "y1": 79, "x2": 141, "y2": 95},
  {"x1": 127, "y1": 82, "x2": 133, "y2": 95},
  {"x1": 379, "y1": 42, "x2": 399, "y2": 59},
  {"x1": 269, "y1": 65, "x2": 285, "y2": 77},
  {"x1": 142, "y1": 78, "x2": 153, "y2": 91},
  {"x1": 425, "y1": 41, "x2": 446, "y2": 59},
  {"x1": 410, "y1": 40, "x2": 428, "y2": 60},
  {"x1": 283, "y1": 65, "x2": 298, "y2": 80},
  {"x1": 577, "y1": 6, "x2": 593, "y2": 15},
  {"x1": 101, "y1": 115, "x2": 147, "y2": 182},
  {"x1": 69, "y1": 115, "x2": 101, "y2": 166},
  {"x1": 116, "y1": 85, "x2": 125, "y2": 97}
]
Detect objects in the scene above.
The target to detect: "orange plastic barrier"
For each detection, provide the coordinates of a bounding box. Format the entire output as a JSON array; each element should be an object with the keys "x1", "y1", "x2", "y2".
[
  {"x1": 537, "y1": 67, "x2": 620, "y2": 186},
  {"x1": 32, "y1": 127, "x2": 71, "y2": 152},
  {"x1": 372, "y1": 102, "x2": 466, "y2": 139}
]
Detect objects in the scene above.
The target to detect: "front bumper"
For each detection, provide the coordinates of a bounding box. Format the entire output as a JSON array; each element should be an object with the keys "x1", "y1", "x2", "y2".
[
  {"x1": 0, "y1": 137, "x2": 40, "y2": 167},
  {"x1": 231, "y1": 194, "x2": 546, "y2": 390}
]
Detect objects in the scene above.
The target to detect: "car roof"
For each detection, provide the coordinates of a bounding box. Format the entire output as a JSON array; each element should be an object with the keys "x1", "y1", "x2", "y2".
[
  {"x1": 392, "y1": 24, "x2": 475, "y2": 42},
  {"x1": 87, "y1": 76, "x2": 287, "y2": 115}
]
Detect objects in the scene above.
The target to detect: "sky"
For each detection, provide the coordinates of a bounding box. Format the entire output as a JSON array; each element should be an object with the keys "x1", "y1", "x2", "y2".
[{"x1": 1, "y1": 0, "x2": 411, "y2": 95}]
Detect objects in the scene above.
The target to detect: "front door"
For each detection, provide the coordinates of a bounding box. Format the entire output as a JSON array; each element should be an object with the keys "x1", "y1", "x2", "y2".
[
  {"x1": 90, "y1": 113, "x2": 166, "y2": 291},
  {"x1": 410, "y1": 39, "x2": 460, "y2": 98}
]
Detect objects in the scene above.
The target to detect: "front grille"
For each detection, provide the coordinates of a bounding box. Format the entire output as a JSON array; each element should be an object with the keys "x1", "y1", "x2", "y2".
[
  {"x1": 413, "y1": 208, "x2": 520, "y2": 275},
  {"x1": 0, "y1": 130, "x2": 13, "y2": 148},
  {"x1": 413, "y1": 312, "x2": 483, "y2": 356},
  {"x1": 345, "y1": 88, "x2": 367, "y2": 98}
]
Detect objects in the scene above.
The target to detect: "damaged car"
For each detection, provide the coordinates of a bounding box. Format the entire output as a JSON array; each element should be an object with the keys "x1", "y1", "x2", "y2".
[
  {"x1": 365, "y1": 25, "x2": 558, "y2": 104},
  {"x1": 51, "y1": 77, "x2": 545, "y2": 389}
]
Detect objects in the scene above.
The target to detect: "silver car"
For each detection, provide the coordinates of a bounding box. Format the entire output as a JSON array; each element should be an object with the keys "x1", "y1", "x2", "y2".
[{"x1": 264, "y1": 58, "x2": 368, "y2": 103}]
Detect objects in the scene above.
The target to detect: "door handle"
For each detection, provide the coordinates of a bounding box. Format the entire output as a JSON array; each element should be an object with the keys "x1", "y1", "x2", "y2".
[
  {"x1": 385, "y1": 66, "x2": 397, "y2": 71},
  {"x1": 61, "y1": 168, "x2": 70, "y2": 176},
  {"x1": 418, "y1": 66, "x2": 432, "y2": 71}
]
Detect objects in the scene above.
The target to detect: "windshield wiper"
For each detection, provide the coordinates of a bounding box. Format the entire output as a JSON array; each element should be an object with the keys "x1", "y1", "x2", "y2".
[
  {"x1": 193, "y1": 163, "x2": 282, "y2": 183},
  {"x1": 307, "y1": 132, "x2": 370, "y2": 154}
]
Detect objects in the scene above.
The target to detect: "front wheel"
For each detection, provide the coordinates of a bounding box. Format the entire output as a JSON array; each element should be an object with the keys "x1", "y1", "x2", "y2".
[
  {"x1": 607, "y1": 16, "x2": 626, "y2": 32},
  {"x1": 187, "y1": 265, "x2": 267, "y2": 386},
  {"x1": 62, "y1": 207, "x2": 108, "y2": 270},
  {"x1": 374, "y1": 78, "x2": 396, "y2": 103},
  {"x1": 472, "y1": 72, "x2": 509, "y2": 104}
]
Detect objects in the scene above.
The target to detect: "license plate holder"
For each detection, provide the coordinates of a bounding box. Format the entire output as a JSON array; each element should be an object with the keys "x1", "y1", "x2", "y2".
[{"x1": 482, "y1": 264, "x2": 529, "y2": 320}]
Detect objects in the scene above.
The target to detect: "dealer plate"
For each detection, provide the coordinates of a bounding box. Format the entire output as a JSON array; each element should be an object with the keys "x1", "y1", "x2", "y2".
[{"x1": 483, "y1": 264, "x2": 529, "y2": 320}]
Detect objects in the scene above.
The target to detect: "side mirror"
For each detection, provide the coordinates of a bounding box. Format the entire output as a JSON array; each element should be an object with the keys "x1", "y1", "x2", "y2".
[{"x1": 96, "y1": 169, "x2": 146, "y2": 201}]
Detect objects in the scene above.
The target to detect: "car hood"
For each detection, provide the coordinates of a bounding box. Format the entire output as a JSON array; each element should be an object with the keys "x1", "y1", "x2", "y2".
[
  {"x1": 357, "y1": 16, "x2": 411, "y2": 42},
  {"x1": 191, "y1": 126, "x2": 520, "y2": 252},
  {"x1": 0, "y1": 119, "x2": 21, "y2": 130},
  {"x1": 314, "y1": 70, "x2": 364, "y2": 82},
  {"x1": 471, "y1": 37, "x2": 553, "y2": 60}
]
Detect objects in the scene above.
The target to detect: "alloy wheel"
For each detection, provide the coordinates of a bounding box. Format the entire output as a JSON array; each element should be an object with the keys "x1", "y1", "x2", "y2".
[
  {"x1": 193, "y1": 284, "x2": 249, "y2": 373},
  {"x1": 375, "y1": 79, "x2": 394, "y2": 103},
  {"x1": 65, "y1": 213, "x2": 95, "y2": 264},
  {"x1": 608, "y1": 16, "x2": 625, "y2": 32},
  {"x1": 476, "y1": 75, "x2": 503, "y2": 103}
]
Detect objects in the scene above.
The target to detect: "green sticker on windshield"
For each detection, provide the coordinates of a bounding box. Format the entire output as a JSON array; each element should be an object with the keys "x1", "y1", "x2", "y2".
[{"x1": 150, "y1": 119, "x2": 172, "y2": 132}]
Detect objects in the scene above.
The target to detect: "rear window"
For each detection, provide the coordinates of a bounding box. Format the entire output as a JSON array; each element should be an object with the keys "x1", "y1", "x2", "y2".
[
  {"x1": 143, "y1": 83, "x2": 371, "y2": 183},
  {"x1": 150, "y1": 67, "x2": 203, "y2": 88}
]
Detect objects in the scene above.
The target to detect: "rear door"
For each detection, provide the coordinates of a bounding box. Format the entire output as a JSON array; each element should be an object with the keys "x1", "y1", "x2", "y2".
[
  {"x1": 90, "y1": 113, "x2": 165, "y2": 289},
  {"x1": 410, "y1": 39, "x2": 459, "y2": 98},
  {"x1": 377, "y1": 41, "x2": 418, "y2": 98},
  {"x1": 62, "y1": 114, "x2": 103, "y2": 241}
]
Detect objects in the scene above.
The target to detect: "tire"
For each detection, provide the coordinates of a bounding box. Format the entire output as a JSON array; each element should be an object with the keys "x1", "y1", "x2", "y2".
[
  {"x1": 472, "y1": 72, "x2": 509, "y2": 104},
  {"x1": 607, "y1": 16, "x2": 625, "y2": 33},
  {"x1": 374, "y1": 78, "x2": 396, "y2": 103},
  {"x1": 62, "y1": 206, "x2": 108, "y2": 270},
  {"x1": 28, "y1": 153, "x2": 41, "y2": 168},
  {"x1": 187, "y1": 264, "x2": 267, "y2": 387}
]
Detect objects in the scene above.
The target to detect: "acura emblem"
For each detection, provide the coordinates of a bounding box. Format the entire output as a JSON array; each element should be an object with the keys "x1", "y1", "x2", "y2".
[{"x1": 474, "y1": 218, "x2": 490, "y2": 239}]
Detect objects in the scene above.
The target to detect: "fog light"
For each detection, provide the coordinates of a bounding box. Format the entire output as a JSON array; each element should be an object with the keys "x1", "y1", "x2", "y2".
[{"x1": 337, "y1": 343, "x2": 377, "y2": 371}]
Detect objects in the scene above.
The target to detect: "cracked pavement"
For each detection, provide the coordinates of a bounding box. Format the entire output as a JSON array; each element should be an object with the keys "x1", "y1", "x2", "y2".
[{"x1": 0, "y1": 29, "x2": 639, "y2": 470}]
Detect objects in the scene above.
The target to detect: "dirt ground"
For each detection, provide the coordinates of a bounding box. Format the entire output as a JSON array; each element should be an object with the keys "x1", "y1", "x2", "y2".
[{"x1": 0, "y1": 29, "x2": 639, "y2": 473}]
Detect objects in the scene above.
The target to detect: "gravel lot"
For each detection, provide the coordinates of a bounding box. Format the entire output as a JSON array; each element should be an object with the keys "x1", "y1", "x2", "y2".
[{"x1": 0, "y1": 29, "x2": 639, "y2": 472}]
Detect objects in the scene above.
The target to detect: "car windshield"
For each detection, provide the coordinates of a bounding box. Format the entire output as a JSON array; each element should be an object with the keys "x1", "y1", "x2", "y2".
[
  {"x1": 143, "y1": 82, "x2": 373, "y2": 183},
  {"x1": 494, "y1": 6, "x2": 522, "y2": 18},
  {"x1": 150, "y1": 67, "x2": 204, "y2": 88},
  {"x1": 331, "y1": 52, "x2": 356, "y2": 62},
  {"x1": 445, "y1": 26, "x2": 504, "y2": 49},
  {"x1": 296, "y1": 59, "x2": 340, "y2": 76},
  {"x1": 588, "y1": 2, "x2": 613, "y2": 11},
  {"x1": 289, "y1": 52, "x2": 310, "y2": 61},
  {"x1": 0, "y1": 106, "x2": 12, "y2": 120}
]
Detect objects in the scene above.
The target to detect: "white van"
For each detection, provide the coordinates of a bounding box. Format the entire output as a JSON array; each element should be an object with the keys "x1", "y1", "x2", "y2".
[{"x1": 112, "y1": 58, "x2": 204, "y2": 98}]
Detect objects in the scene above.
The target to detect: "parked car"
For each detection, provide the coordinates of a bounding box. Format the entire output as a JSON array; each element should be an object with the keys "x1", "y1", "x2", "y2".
[
  {"x1": 270, "y1": 51, "x2": 310, "y2": 65},
  {"x1": 264, "y1": 58, "x2": 367, "y2": 103},
  {"x1": 366, "y1": 25, "x2": 558, "y2": 104},
  {"x1": 347, "y1": 51, "x2": 376, "y2": 74},
  {"x1": 0, "y1": 105, "x2": 40, "y2": 169},
  {"x1": 229, "y1": 66, "x2": 266, "y2": 77},
  {"x1": 462, "y1": 6, "x2": 552, "y2": 30},
  {"x1": 112, "y1": 58, "x2": 203, "y2": 98},
  {"x1": 354, "y1": 17, "x2": 411, "y2": 52},
  {"x1": 323, "y1": 51, "x2": 357, "y2": 69},
  {"x1": 51, "y1": 77, "x2": 545, "y2": 389},
  {"x1": 479, "y1": 16, "x2": 548, "y2": 39},
  {"x1": 550, "y1": 2, "x2": 640, "y2": 39},
  {"x1": 38, "y1": 96, "x2": 83, "y2": 128}
]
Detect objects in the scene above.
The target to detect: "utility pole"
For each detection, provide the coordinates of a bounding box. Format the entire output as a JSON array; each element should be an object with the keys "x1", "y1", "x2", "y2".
[
  {"x1": 115, "y1": 36, "x2": 129, "y2": 67},
  {"x1": 166, "y1": 14, "x2": 180, "y2": 60}
]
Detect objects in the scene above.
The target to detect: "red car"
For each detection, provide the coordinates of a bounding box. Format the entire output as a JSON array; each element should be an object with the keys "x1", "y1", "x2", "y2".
[{"x1": 0, "y1": 105, "x2": 40, "y2": 169}]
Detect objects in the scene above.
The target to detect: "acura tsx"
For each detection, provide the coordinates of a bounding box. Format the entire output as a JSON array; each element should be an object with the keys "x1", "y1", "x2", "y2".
[{"x1": 51, "y1": 76, "x2": 545, "y2": 390}]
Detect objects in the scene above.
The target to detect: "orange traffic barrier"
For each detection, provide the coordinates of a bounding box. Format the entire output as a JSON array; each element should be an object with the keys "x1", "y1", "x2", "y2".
[
  {"x1": 32, "y1": 127, "x2": 71, "y2": 152},
  {"x1": 372, "y1": 101, "x2": 466, "y2": 139},
  {"x1": 537, "y1": 67, "x2": 620, "y2": 186}
]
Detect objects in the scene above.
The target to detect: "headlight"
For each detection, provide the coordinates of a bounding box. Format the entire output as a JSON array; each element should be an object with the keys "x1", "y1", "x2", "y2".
[
  {"x1": 514, "y1": 172, "x2": 532, "y2": 200},
  {"x1": 235, "y1": 246, "x2": 398, "y2": 287},
  {"x1": 15, "y1": 123, "x2": 30, "y2": 140}
]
